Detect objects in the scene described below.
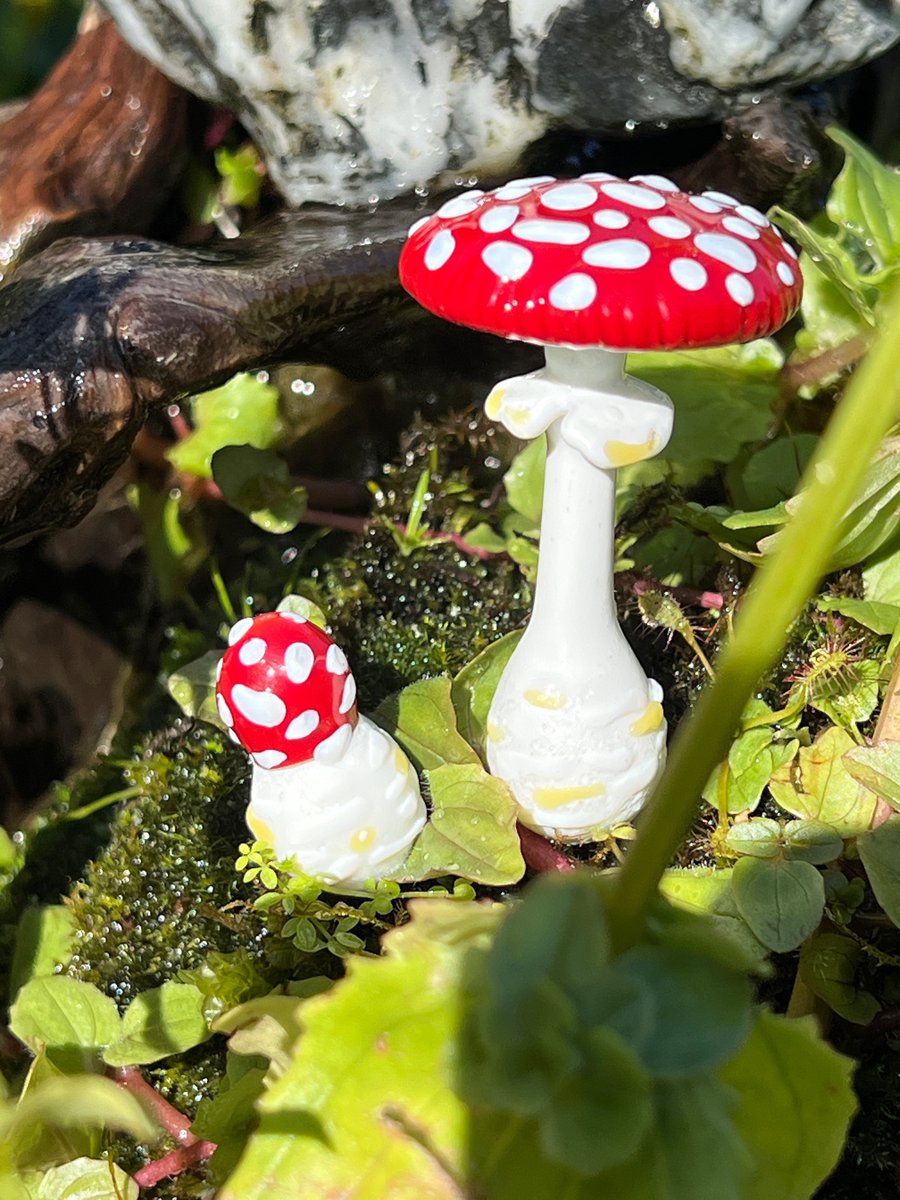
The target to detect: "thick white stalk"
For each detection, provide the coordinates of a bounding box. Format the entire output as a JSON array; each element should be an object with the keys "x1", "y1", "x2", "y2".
[
  {"x1": 245, "y1": 715, "x2": 426, "y2": 888},
  {"x1": 484, "y1": 344, "x2": 673, "y2": 840}
]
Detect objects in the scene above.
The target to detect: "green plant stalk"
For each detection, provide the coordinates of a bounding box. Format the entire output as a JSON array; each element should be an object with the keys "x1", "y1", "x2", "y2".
[{"x1": 614, "y1": 287, "x2": 900, "y2": 947}]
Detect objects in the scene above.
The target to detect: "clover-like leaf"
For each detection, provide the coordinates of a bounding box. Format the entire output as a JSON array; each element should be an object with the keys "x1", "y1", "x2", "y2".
[
  {"x1": 730, "y1": 858, "x2": 825, "y2": 953},
  {"x1": 724, "y1": 818, "x2": 782, "y2": 859},
  {"x1": 781, "y1": 819, "x2": 843, "y2": 866},
  {"x1": 167, "y1": 650, "x2": 223, "y2": 726}
]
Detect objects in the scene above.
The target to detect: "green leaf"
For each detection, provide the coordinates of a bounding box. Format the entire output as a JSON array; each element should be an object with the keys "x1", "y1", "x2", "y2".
[
  {"x1": 9, "y1": 906, "x2": 76, "y2": 997},
  {"x1": 718, "y1": 1012, "x2": 857, "y2": 1200},
  {"x1": 166, "y1": 650, "x2": 223, "y2": 727},
  {"x1": 736, "y1": 434, "x2": 818, "y2": 510},
  {"x1": 781, "y1": 819, "x2": 844, "y2": 865},
  {"x1": 539, "y1": 1025, "x2": 653, "y2": 1177},
  {"x1": 192, "y1": 1058, "x2": 267, "y2": 1184},
  {"x1": 724, "y1": 818, "x2": 782, "y2": 858},
  {"x1": 212, "y1": 445, "x2": 307, "y2": 533},
  {"x1": 857, "y1": 818, "x2": 900, "y2": 927},
  {"x1": 215, "y1": 144, "x2": 264, "y2": 209},
  {"x1": 451, "y1": 630, "x2": 523, "y2": 754},
  {"x1": 0, "y1": 825, "x2": 18, "y2": 872},
  {"x1": 769, "y1": 726, "x2": 878, "y2": 835},
  {"x1": 503, "y1": 435, "x2": 546, "y2": 525},
  {"x1": 276, "y1": 594, "x2": 329, "y2": 628},
  {"x1": 30, "y1": 1157, "x2": 138, "y2": 1200},
  {"x1": 212, "y1": 993, "x2": 308, "y2": 1075},
  {"x1": 799, "y1": 933, "x2": 881, "y2": 1025},
  {"x1": 219, "y1": 901, "x2": 503, "y2": 1200},
  {"x1": 844, "y1": 741, "x2": 900, "y2": 811},
  {"x1": 103, "y1": 982, "x2": 209, "y2": 1067},
  {"x1": 613, "y1": 943, "x2": 753, "y2": 1078},
  {"x1": 730, "y1": 857, "x2": 825, "y2": 953},
  {"x1": 826, "y1": 127, "x2": 900, "y2": 272},
  {"x1": 399, "y1": 763, "x2": 524, "y2": 886},
  {"x1": 863, "y1": 541, "x2": 900, "y2": 604},
  {"x1": 167, "y1": 373, "x2": 282, "y2": 478},
  {"x1": 648, "y1": 1076, "x2": 748, "y2": 1200},
  {"x1": 816, "y1": 596, "x2": 900, "y2": 635},
  {"x1": 0, "y1": 1074, "x2": 156, "y2": 1150},
  {"x1": 659, "y1": 867, "x2": 768, "y2": 968},
  {"x1": 10, "y1": 977, "x2": 121, "y2": 1060},
  {"x1": 828, "y1": 437, "x2": 900, "y2": 568},
  {"x1": 374, "y1": 676, "x2": 480, "y2": 772},
  {"x1": 703, "y1": 723, "x2": 798, "y2": 816},
  {"x1": 628, "y1": 340, "x2": 783, "y2": 467}
]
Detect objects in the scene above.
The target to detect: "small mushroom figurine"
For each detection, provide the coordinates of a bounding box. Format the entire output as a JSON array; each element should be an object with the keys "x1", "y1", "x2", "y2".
[
  {"x1": 399, "y1": 173, "x2": 801, "y2": 840},
  {"x1": 215, "y1": 611, "x2": 426, "y2": 886}
]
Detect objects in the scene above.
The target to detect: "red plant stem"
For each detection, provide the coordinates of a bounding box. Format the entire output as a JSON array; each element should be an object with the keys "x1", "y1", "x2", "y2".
[
  {"x1": 111, "y1": 1066, "x2": 196, "y2": 1144},
  {"x1": 517, "y1": 823, "x2": 575, "y2": 872},
  {"x1": 627, "y1": 574, "x2": 724, "y2": 612},
  {"x1": 133, "y1": 1140, "x2": 217, "y2": 1189}
]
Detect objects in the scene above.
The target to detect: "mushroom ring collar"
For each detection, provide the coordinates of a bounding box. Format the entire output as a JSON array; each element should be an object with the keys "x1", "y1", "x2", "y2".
[
  {"x1": 399, "y1": 173, "x2": 801, "y2": 840},
  {"x1": 215, "y1": 611, "x2": 426, "y2": 887}
]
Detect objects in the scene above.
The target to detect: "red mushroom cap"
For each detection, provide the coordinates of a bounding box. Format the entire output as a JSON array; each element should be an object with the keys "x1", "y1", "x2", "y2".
[
  {"x1": 215, "y1": 612, "x2": 358, "y2": 769},
  {"x1": 399, "y1": 174, "x2": 801, "y2": 351}
]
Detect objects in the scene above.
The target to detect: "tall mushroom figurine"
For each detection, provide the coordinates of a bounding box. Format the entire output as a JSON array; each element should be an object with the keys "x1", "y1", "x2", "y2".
[
  {"x1": 399, "y1": 174, "x2": 801, "y2": 840},
  {"x1": 215, "y1": 611, "x2": 426, "y2": 887}
]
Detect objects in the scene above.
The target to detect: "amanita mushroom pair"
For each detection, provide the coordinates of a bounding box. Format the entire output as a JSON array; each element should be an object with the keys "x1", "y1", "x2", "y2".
[
  {"x1": 399, "y1": 172, "x2": 801, "y2": 840},
  {"x1": 214, "y1": 171, "x2": 800, "y2": 882},
  {"x1": 216, "y1": 611, "x2": 425, "y2": 887}
]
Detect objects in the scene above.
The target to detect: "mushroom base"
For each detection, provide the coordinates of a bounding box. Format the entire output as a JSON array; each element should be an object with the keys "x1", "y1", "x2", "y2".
[
  {"x1": 245, "y1": 715, "x2": 426, "y2": 889},
  {"x1": 485, "y1": 663, "x2": 667, "y2": 841}
]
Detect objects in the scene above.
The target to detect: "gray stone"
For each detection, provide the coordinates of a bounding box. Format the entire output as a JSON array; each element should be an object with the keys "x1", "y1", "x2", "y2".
[{"x1": 103, "y1": 0, "x2": 900, "y2": 207}]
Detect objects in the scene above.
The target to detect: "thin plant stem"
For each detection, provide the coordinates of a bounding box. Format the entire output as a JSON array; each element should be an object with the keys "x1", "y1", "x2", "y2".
[{"x1": 614, "y1": 289, "x2": 900, "y2": 948}]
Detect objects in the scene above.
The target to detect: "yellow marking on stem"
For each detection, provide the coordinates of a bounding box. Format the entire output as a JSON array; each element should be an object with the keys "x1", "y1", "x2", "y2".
[
  {"x1": 524, "y1": 688, "x2": 566, "y2": 710},
  {"x1": 485, "y1": 389, "x2": 505, "y2": 419},
  {"x1": 486, "y1": 719, "x2": 505, "y2": 743},
  {"x1": 630, "y1": 700, "x2": 665, "y2": 735},
  {"x1": 246, "y1": 809, "x2": 276, "y2": 846},
  {"x1": 351, "y1": 826, "x2": 376, "y2": 852},
  {"x1": 604, "y1": 434, "x2": 658, "y2": 466},
  {"x1": 534, "y1": 781, "x2": 606, "y2": 809}
]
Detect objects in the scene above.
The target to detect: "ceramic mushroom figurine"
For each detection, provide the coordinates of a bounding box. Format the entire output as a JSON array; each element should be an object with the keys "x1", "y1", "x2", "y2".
[
  {"x1": 215, "y1": 611, "x2": 426, "y2": 886},
  {"x1": 400, "y1": 174, "x2": 801, "y2": 840}
]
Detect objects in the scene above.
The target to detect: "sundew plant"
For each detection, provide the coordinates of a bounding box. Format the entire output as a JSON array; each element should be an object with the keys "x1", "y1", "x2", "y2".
[{"x1": 2, "y1": 129, "x2": 900, "y2": 1199}]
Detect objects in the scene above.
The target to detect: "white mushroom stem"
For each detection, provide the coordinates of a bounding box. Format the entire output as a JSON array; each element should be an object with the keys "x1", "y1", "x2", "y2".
[
  {"x1": 245, "y1": 715, "x2": 426, "y2": 889},
  {"x1": 484, "y1": 345, "x2": 674, "y2": 840}
]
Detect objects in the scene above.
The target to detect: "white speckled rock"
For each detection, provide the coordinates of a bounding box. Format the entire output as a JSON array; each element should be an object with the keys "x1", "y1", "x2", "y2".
[{"x1": 103, "y1": 0, "x2": 899, "y2": 207}]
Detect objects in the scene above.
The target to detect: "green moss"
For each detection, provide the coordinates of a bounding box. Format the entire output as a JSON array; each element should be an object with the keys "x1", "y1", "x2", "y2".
[{"x1": 65, "y1": 723, "x2": 263, "y2": 1006}]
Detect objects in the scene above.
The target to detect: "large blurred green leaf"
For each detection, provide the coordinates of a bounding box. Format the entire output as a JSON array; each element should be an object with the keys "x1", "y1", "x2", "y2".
[
  {"x1": 718, "y1": 1012, "x2": 857, "y2": 1200},
  {"x1": 219, "y1": 901, "x2": 502, "y2": 1200}
]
